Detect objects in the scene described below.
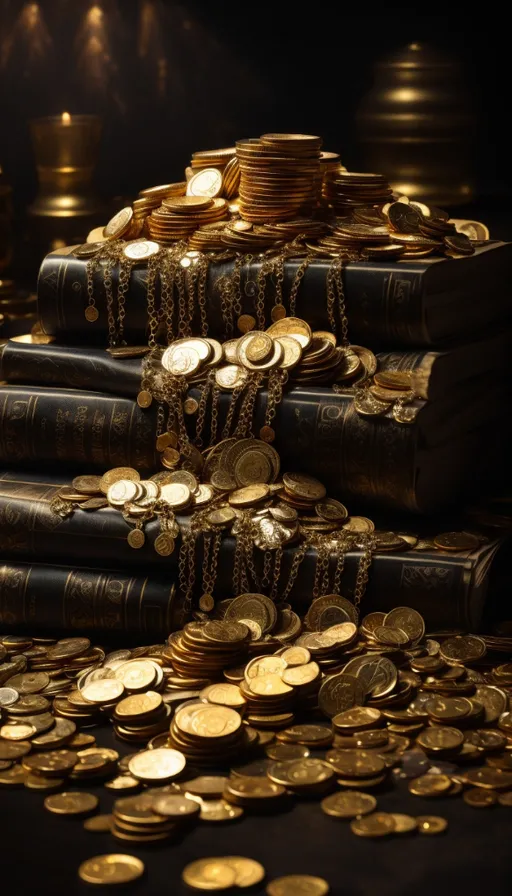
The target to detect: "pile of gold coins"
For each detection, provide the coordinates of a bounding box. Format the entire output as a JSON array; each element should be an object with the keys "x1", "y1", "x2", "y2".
[
  {"x1": 1, "y1": 607, "x2": 512, "y2": 886},
  {"x1": 322, "y1": 170, "x2": 393, "y2": 215},
  {"x1": 156, "y1": 320, "x2": 375, "y2": 398},
  {"x1": 146, "y1": 195, "x2": 230, "y2": 244}
]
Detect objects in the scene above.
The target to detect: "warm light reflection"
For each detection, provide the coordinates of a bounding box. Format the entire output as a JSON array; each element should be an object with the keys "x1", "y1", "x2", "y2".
[
  {"x1": 389, "y1": 88, "x2": 422, "y2": 103},
  {"x1": 138, "y1": 0, "x2": 167, "y2": 98},
  {"x1": 1, "y1": 2, "x2": 52, "y2": 70},
  {"x1": 61, "y1": 112, "x2": 72, "y2": 126},
  {"x1": 75, "y1": 3, "x2": 111, "y2": 94}
]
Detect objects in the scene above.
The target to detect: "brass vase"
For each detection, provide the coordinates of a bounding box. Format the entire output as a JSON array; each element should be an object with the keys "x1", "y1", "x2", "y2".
[{"x1": 356, "y1": 43, "x2": 476, "y2": 207}]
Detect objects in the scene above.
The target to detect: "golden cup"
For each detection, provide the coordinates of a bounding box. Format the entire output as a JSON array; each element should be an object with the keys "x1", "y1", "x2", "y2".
[{"x1": 29, "y1": 112, "x2": 102, "y2": 218}]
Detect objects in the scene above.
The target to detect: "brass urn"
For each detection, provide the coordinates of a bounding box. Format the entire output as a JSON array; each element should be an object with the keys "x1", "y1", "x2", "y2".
[{"x1": 357, "y1": 43, "x2": 476, "y2": 207}]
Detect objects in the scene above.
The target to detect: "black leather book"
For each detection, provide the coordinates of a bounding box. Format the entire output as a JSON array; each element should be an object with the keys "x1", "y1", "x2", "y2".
[
  {"x1": 0, "y1": 383, "x2": 505, "y2": 512},
  {"x1": 37, "y1": 242, "x2": 512, "y2": 349},
  {"x1": 0, "y1": 559, "x2": 178, "y2": 637},
  {"x1": 2, "y1": 331, "x2": 511, "y2": 402},
  {"x1": 0, "y1": 473, "x2": 504, "y2": 632}
]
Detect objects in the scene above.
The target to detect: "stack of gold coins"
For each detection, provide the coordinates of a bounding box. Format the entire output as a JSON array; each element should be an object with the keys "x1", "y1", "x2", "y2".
[
  {"x1": 222, "y1": 774, "x2": 290, "y2": 811},
  {"x1": 237, "y1": 133, "x2": 322, "y2": 223},
  {"x1": 113, "y1": 692, "x2": 170, "y2": 744},
  {"x1": 169, "y1": 700, "x2": 249, "y2": 764},
  {"x1": 160, "y1": 336, "x2": 223, "y2": 381},
  {"x1": 267, "y1": 757, "x2": 337, "y2": 796},
  {"x1": 189, "y1": 147, "x2": 237, "y2": 173},
  {"x1": 146, "y1": 196, "x2": 229, "y2": 243},
  {"x1": 322, "y1": 171, "x2": 393, "y2": 214},
  {"x1": 68, "y1": 747, "x2": 120, "y2": 783},
  {"x1": 131, "y1": 182, "x2": 187, "y2": 235},
  {"x1": 165, "y1": 621, "x2": 251, "y2": 680},
  {"x1": 288, "y1": 334, "x2": 364, "y2": 386},
  {"x1": 111, "y1": 789, "x2": 197, "y2": 844}
]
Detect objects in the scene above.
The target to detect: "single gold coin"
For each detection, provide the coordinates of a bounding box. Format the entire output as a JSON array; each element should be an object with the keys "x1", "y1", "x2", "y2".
[
  {"x1": 137, "y1": 389, "x2": 153, "y2": 408},
  {"x1": 350, "y1": 812, "x2": 395, "y2": 837},
  {"x1": 321, "y1": 791, "x2": 377, "y2": 819},
  {"x1": 5, "y1": 671, "x2": 50, "y2": 694},
  {"x1": 128, "y1": 747, "x2": 186, "y2": 782},
  {"x1": 182, "y1": 776, "x2": 229, "y2": 798},
  {"x1": 408, "y1": 774, "x2": 452, "y2": 797},
  {"x1": 127, "y1": 529, "x2": 145, "y2": 549},
  {"x1": 114, "y1": 691, "x2": 162, "y2": 719},
  {"x1": 103, "y1": 207, "x2": 134, "y2": 240},
  {"x1": 267, "y1": 876, "x2": 329, "y2": 896},
  {"x1": 151, "y1": 793, "x2": 200, "y2": 819},
  {"x1": 198, "y1": 799, "x2": 244, "y2": 823},
  {"x1": 187, "y1": 168, "x2": 224, "y2": 198},
  {"x1": 229, "y1": 484, "x2": 270, "y2": 507},
  {"x1": 114, "y1": 660, "x2": 156, "y2": 692},
  {"x1": 81, "y1": 679, "x2": 125, "y2": 704},
  {"x1": 416, "y1": 816, "x2": 448, "y2": 835},
  {"x1": 390, "y1": 813, "x2": 417, "y2": 834},
  {"x1": 0, "y1": 721, "x2": 36, "y2": 740},
  {"x1": 44, "y1": 791, "x2": 99, "y2": 816},
  {"x1": 222, "y1": 858, "x2": 265, "y2": 888},
  {"x1": 200, "y1": 683, "x2": 247, "y2": 708},
  {"x1": 434, "y1": 532, "x2": 481, "y2": 553},
  {"x1": 123, "y1": 240, "x2": 160, "y2": 260},
  {"x1": 182, "y1": 858, "x2": 237, "y2": 891},
  {"x1": 237, "y1": 314, "x2": 257, "y2": 333},
  {"x1": 463, "y1": 788, "x2": 498, "y2": 808},
  {"x1": 78, "y1": 854, "x2": 145, "y2": 885},
  {"x1": 100, "y1": 467, "x2": 140, "y2": 495},
  {"x1": 184, "y1": 397, "x2": 199, "y2": 414},
  {"x1": 84, "y1": 814, "x2": 114, "y2": 833}
]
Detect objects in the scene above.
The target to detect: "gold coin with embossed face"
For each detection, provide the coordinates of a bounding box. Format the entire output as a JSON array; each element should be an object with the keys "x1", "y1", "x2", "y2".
[
  {"x1": 103, "y1": 206, "x2": 133, "y2": 239},
  {"x1": 267, "y1": 316, "x2": 312, "y2": 348},
  {"x1": 244, "y1": 332, "x2": 274, "y2": 364},
  {"x1": 128, "y1": 747, "x2": 186, "y2": 782},
  {"x1": 215, "y1": 364, "x2": 248, "y2": 390},
  {"x1": 175, "y1": 703, "x2": 242, "y2": 739},
  {"x1": 123, "y1": 240, "x2": 160, "y2": 260},
  {"x1": 114, "y1": 660, "x2": 156, "y2": 693},
  {"x1": 80, "y1": 679, "x2": 125, "y2": 704},
  {"x1": 186, "y1": 168, "x2": 224, "y2": 198},
  {"x1": 100, "y1": 467, "x2": 140, "y2": 495}
]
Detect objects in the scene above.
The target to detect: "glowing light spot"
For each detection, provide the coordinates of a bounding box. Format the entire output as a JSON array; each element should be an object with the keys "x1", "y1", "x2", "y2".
[{"x1": 61, "y1": 112, "x2": 72, "y2": 126}]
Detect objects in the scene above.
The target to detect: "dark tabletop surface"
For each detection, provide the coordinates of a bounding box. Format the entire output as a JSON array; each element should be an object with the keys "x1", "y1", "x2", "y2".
[{"x1": 2, "y1": 720, "x2": 511, "y2": 896}]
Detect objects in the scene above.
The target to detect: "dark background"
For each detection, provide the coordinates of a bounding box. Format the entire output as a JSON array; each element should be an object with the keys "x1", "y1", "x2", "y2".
[{"x1": 0, "y1": 0, "x2": 509, "y2": 208}]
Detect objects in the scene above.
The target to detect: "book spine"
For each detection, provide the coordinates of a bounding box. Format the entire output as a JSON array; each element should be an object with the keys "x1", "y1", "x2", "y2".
[
  {"x1": 0, "y1": 384, "x2": 419, "y2": 511},
  {"x1": 0, "y1": 560, "x2": 178, "y2": 636},
  {"x1": 0, "y1": 385, "x2": 160, "y2": 472},
  {"x1": 37, "y1": 251, "x2": 429, "y2": 348},
  {"x1": 0, "y1": 342, "x2": 141, "y2": 399},
  {"x1": 0, "y1": 473, "x2": 498, "y2": 632}
]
